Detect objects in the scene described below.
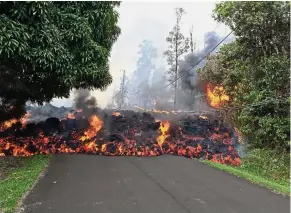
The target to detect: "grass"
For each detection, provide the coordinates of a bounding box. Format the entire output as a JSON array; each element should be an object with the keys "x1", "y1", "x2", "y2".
[
  {"x1": 0, "y1": 155, "x2": 50, "y2": 213},
  {"x1": 203, "y1": 148, "x2": 290, "y2": 195}
]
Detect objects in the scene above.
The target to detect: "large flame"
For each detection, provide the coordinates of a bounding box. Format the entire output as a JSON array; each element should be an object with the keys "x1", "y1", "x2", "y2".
[
  {"x1": 0, "y1": 112, "x2": 31, "y2": 131},
  {"x1": 83, "y1": 115, "x2": 103, "y2": 140},
  {"x1": 157, "y1": 121, "x2": 170, "y2": 147},
  {"x1": 206, "y1": 83, "x2": 229, "y2": 108},
  {"x1": 0, "y1": 119, "x2": 17, "y2": 131}
]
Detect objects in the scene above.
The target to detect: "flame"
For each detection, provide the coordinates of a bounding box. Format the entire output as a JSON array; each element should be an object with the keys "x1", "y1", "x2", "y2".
[
  {"x1": 83, "y1": 115, "x2": 103, "y2": 140},
  {"x1": 0, "y1": 119, "x2": 17, "y2": 131},
  {"x1": 206, "y1": 83, "x2": 229, "y2": 108},
  {"x1": 157, "y1": 121, "x2": 170, "y2": 147},
  {"x1": 112, "y1": 112, "x2": 121, "y2": 116},
  {"x1": 134, "y1": 105, "x2": 173, "y2": 115},
  {"x1": 0, "y1": 112, "x2": 31, "y2": 131}
]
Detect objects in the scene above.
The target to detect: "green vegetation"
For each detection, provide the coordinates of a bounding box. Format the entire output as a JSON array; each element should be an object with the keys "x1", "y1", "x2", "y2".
[
  {"x1": 204, "y1": 149, "x2": 290, "y2": 195},
  {"x1": 0, "y1": 2, "x2": 121, "y2": 122},
  {"x1": 0, "y1": 155, "x2": 50, "y2": 213},
  {"x1": 198, "y1": 1, "x2": 290, "y2": 153},
  {"x1": 198, "y1": 2, "x2": 290, "y2": 189}
]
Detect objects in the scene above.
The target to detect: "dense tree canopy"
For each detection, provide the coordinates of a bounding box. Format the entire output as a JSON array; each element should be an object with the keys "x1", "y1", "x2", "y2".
[
  {"x1": 198, "y1": 1, "x2": 290, "y2": 152},
  {"x1": 0, "y1": 1, "x2": 121, "y2": 121}
]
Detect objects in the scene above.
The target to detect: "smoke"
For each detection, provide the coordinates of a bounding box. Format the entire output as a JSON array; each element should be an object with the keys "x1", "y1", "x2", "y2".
[
  {"x1": 26, "y1": 103, "x2": 72, "y2": 122},
  {"x1": 177, "y1": 32, "x2": 233, "y2": 110},
  {"x1": 179, "y1": 32, "x2": 221, "y2": 91},
  {"x1": 73, "y1": 89, "x2": 100, "y2": 115}
]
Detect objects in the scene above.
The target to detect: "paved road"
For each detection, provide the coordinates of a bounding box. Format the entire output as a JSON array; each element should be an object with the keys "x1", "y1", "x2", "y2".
[{"x1": 22, "y1": 155, "x2": 289, "y2": 213}]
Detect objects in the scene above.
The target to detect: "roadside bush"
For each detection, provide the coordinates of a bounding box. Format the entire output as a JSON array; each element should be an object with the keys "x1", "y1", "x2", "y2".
[{"x1": 241, "y1": 148, "x2": 290, "y2": 183}]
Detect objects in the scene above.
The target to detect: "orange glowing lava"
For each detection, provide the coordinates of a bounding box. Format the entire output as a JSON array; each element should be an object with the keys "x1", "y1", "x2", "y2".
[
  {"x1": 83, "y1": 115, "x2": 103, "y2": 140},
  {"x1": 206, "y1": 83, "x2": 229, "y2": 108},
  {"x1": 0, "y1": 119, "x2": 17, "y2": 131}
]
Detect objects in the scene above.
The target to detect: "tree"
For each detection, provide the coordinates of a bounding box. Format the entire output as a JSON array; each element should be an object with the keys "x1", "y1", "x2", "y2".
[
  {"x1": 0, "y1": 2, "x2": 121, "y2": 122},
  {"x1": 198, "y1": 2, "x2": 290, "y2": 152},
  {"x1": 109, "y1": 73, "x2": 129, "y2": 109},
  {"x1": 164, "y1": 8, "x2": 189, "y2": 110},
  {"x1": 128, "y1": 40, "x2": 157, "y2": 108}
]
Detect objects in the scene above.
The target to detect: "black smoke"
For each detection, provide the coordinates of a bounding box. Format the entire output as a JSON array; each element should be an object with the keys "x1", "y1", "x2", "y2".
[
  {"x1": 179, "y1": 32, "x2": 221, "y2": 92},
  {"x1": 73, "y1": 89, "x2": 100, "y2": 115},
  {"x1": 177, "y1": 32, "x2": 234, "y2": 110}
]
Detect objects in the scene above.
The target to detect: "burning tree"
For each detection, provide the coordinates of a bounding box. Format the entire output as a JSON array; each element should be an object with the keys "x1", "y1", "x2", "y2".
[
  {"x1": 199, "y1": 2, "x2": 290, "y2": 152},
  {"x1": 0, "y1": 2, "x2": 121, "y2": 122}
]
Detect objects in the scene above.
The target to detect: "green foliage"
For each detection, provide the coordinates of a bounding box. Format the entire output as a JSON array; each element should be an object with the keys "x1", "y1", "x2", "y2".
[
  {"x1": 0, "y1": 2, "x2": 121, "y2": 121},
  {"x1": 198, "y1": 2, "x2": 290, "y2": 152},
  {"x1": 242, "y1": 149, "x2": 290, "y2": 183}
]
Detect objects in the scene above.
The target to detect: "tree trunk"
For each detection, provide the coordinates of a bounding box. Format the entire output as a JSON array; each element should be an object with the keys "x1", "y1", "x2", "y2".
[{"x1": 174, "y1": 28, "x2": 178, "y2": 110}]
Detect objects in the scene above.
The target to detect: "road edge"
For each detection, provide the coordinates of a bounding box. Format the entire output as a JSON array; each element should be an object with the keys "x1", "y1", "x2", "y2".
[
  {"x1": 14, "y1": 156, "x2": 51, "y2": 213},
  {"x1": 202, "y1": 160, "x2": 290, "y2": 196}
]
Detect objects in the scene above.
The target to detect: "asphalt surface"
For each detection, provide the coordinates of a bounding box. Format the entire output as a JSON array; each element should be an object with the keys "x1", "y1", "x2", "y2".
[{"x1": 22, "y1": 155, "x2": 289, "y2": 213}]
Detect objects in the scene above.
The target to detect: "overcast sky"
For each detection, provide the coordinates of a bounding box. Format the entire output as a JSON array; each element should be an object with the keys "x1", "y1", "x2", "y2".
[{"x1": 51, "y1": 1, "x2": 230, "y2": 108}]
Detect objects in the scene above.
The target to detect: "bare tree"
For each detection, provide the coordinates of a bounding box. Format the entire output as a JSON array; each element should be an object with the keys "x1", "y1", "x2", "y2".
[{"x1": 164, "y1": 8, "x2": 189, "y2": 110}]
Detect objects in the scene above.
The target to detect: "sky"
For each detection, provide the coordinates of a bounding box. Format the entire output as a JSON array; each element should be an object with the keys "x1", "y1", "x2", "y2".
[{"x1": 51, "y1": 1, "x2": 230, "y2": 108}]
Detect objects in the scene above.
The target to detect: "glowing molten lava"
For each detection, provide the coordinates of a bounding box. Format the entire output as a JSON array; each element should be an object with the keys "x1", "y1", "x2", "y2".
[
  {"x1": 0, "y1": 112, "x2": 31, "y2": 131},
  {"x1": 0, "y1": 119, "x2": 17, "y2": 131},
  {"x1": 83, "y1": 115, "x2": 103, "y2": 140},
  {"x1": 0, "y1": 110, "x2": 242, "y2": 166},
  {"x1": 206, "y1": 83, "x2": 229, "y2": 108}
]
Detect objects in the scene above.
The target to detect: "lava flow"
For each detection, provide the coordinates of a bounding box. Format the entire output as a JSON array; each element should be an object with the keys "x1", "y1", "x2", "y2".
[{"x1": 0, "y1": 110, "x2": 241, "y2": 166}]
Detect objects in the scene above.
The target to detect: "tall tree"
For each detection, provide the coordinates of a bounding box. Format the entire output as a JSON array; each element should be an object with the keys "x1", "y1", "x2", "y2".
[
  {"x1": 128, "y1": 40, "x2": 157, "y2": 108},
  {"x1": 198, "y1": 2, "x2": 290, "y2": 152},
  {"x1": 164, "y1": 8, "x2": 189, "y2": 110},
  {"x1": 0, "y1": 2, "x2": 121, "y2": 122}
]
